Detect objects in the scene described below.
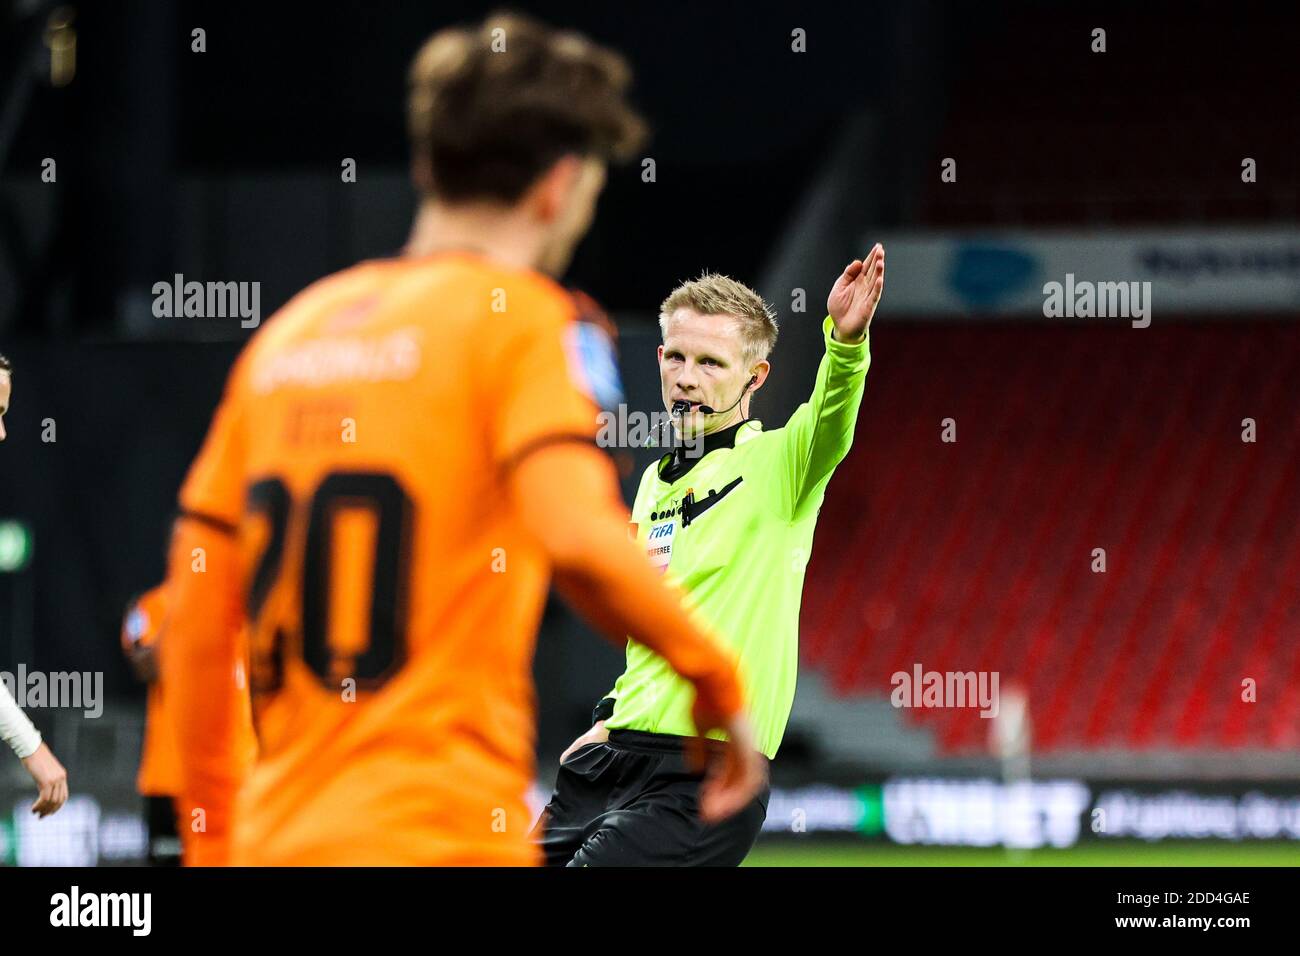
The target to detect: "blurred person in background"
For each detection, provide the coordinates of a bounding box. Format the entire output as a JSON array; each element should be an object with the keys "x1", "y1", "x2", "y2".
[{"x1": 0, "y1": 352, "x2": 69, "y2": 818}]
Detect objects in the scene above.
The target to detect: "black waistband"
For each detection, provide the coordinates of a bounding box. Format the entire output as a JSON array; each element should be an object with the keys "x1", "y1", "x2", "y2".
[{"x1": 607, "y1": 728, "x2": 730, "y2": 755}]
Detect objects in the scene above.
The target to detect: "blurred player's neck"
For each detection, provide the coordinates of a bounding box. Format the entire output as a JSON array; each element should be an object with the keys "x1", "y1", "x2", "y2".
[{"x1": 405, "y1": 198, "x2": 551, "y2": 273}]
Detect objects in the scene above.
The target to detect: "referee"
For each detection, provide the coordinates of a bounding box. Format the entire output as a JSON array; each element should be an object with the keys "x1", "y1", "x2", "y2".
[{"x1": 533, "y1": 245, "x2": 885, "y2": 865}]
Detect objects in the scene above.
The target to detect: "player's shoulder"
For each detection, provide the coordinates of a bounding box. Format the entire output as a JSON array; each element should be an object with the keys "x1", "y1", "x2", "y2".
[
  {"x1": 222, "y1": 254, "x2": 584, "y2": 397},
  {"x1": 220, "y1": 260, "x2": 395, "y2": 392},
  {"x1": 251, "y1": 260, "x2": 385, "y2": 349},
  {"x1": 469, "y1": 253, "x2": 569, "y2": 299},
  {"x1": 468, "y1": 257, "x2": 579, "y2": 330},
  {"x1": 377, "y1": 252, "x2": 582, "y2": 342}
]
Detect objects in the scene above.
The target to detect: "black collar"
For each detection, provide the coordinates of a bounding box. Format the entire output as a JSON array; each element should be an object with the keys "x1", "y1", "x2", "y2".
[{"x1": 658, "y1": 419, "x2": 748, "y2": 483}]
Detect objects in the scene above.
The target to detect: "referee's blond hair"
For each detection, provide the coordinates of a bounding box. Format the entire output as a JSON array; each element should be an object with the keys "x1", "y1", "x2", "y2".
[{"x1": 659, "y1": 273, "x2": 778, "y2": 365}]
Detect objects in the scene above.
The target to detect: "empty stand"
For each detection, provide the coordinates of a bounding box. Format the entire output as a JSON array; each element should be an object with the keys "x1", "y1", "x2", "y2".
[{"x1": 801, "y1": 320, "x2": 1300, "y2": 754}]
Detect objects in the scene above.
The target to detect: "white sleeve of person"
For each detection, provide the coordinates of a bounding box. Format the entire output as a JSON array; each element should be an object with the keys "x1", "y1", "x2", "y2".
[{"x1": 0, "y1": 679, "x2": 42, "y2": 759}]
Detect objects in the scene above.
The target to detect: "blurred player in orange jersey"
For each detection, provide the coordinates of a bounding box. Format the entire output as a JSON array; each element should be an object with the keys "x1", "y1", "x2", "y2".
[
  {"x1": 162, "y1": 12, "x2": 765, "y2": 866},
  {"x1": 122, "y1": 581, "x2": 256, "y2": 865}
]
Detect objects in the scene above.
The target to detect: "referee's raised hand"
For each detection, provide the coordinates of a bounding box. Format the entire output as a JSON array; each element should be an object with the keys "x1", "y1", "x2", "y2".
[{"x1": 827, "y1": 242, "x2": 886, "y2": 343}]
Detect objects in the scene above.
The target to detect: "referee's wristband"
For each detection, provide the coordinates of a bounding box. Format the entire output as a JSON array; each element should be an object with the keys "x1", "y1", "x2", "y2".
[{"x1": 592, "y1": 697, "x2": 616, "y2": 724}]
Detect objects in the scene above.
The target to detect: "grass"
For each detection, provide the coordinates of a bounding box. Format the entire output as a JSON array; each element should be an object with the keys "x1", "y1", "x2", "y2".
[{"x1": 742, "y1": 840, "x2": 1300, "y2": 866}]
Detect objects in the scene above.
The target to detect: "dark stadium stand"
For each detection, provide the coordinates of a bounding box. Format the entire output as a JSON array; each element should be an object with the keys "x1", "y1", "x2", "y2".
[
  {"x1": 919, "y1": 6, "x2": 1300, "y2": 226},
  {"x1": 801, "y1": 320, "x2": 1300, "y2": 754}
]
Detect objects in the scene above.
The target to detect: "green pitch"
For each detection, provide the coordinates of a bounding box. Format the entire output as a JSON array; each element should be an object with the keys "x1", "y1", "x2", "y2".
[{"x1": 743, "y1": 840, "x2": 1299, "y2": 866}]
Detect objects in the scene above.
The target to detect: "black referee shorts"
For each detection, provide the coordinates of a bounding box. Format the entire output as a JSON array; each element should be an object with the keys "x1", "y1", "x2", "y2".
[{"x1": 532, "y1": 728, "x2": 769, "y2": 867}]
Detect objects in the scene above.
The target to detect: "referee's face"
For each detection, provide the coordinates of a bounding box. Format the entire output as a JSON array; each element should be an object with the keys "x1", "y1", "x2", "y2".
[{"x1": 658, "y1": 309, "x2": 755, "y2": 436}]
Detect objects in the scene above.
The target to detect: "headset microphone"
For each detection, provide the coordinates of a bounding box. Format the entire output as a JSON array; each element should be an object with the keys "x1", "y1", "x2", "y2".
[{"x1": 696, "y1": 375, "x2": 757, "y2": 416}]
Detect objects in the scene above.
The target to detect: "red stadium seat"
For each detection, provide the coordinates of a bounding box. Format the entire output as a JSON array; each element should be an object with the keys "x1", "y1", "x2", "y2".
[{"x1": 801, "y1": 321, "x2": 1300, "y2": 754}]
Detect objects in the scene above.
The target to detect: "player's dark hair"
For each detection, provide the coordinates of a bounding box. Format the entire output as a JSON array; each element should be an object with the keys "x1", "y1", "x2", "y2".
[
  {"x1": 0, "y1": 352, "x2": 11, "y2": 376},
  {"x1": 407, "y1": 11, "x2": 647, "y2": 204}
]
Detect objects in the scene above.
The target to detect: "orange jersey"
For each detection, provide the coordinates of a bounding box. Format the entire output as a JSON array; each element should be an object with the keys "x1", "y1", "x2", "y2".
[{"x1": 176, "y1": 253, "x2": 609, "y2": 865}]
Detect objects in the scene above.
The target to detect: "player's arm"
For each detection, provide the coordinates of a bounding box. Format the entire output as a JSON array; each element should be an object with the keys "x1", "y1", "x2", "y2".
[
  {"x1": 509, "y1": 440, "x2": 765, "y2": 821},
  {"x1": 162, "y1": 514, "x2": 246, "y2": 865},
  {"x1": 558, "y1": 472, "x2": 645, "y2": 763},
  {"x1": 160, "y1": 361, "x2": 252, "y2": 866},
  {"x1": 1, "y1": 679, "x2": 68, "y2": 817},
  {"x1": 772, "y1": 244, "x2": 884, "y2": 519}
]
